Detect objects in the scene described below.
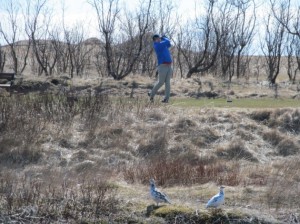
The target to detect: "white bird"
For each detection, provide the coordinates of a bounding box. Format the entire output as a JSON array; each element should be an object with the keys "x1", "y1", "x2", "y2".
[
  {"x1": 206, "y1": 186, "x2": 225, "y2": 208},
  {"x1": 150, "y1": 179, "x2": 171, "y2": 206}
]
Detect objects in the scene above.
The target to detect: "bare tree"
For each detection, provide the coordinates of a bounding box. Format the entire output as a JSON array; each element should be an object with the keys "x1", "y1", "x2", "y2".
[
  {"x1": 218, "y1": 1, "x2": 239, "y2": 82},
  {"x1": 94, "y1": 43, "x2": 106, "y2": 77},
  {"x1": 49, "y1": 27, "x2": 69, "y2": 75},
  {"x1": 134, "y1": 36, "x2": 156, "y2": 76},
  {"x1": 261, "y1": 14, "x2": 285, "y2": 84},
  {"x1": 270, "y1": 0, "x2": 300, "y2": 38},
  {"x1": 0, "y1": 45, "x2": 6, "y2": 72},
  {"x1": 270, "y1": 0, "x2": 300, "y2": 84},
  {"x1": 63, "y1": 24, "x2": 93, "y2": 78},
  {"x1": 0, "y1": 0, "x2": 30, "y2": 75},
  {"x1": 252, "y1": 56, "x2": 262, "y2": 84},
  {"x1": 215, "y1": 0, "x2": 256, "y2": 83},
  {"x1": 233, "y1": 0, "x2": 256, "y2": 79},
  {"x1": 154, "y1": 0, "x2": 178, "y2": 37},
  {"x1": 286, "y1": 34, "x2": 300, "y2": 83},
  {"x1": 89, "y1": 0, "x2": 152, "y2": 80},
  {"x1": 175, "y1": 0, "x2": 221, "y2": 78},
  {"x1": 25, "y1": 0, "x2": 55, "y2": 76}
]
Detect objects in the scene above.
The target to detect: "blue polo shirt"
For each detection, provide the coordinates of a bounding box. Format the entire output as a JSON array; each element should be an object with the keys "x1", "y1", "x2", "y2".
[{"x1": 153, "y1": 37, "x2": 172, "y2": 65}]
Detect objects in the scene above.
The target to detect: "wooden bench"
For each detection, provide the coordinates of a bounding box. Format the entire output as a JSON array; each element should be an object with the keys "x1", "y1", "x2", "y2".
[
  {"x1": 0, "y1": 72, "x2": 15, "y2": 87},
  {"x1": 0, "y1": 73, "x2": 15, "y2": 95}
]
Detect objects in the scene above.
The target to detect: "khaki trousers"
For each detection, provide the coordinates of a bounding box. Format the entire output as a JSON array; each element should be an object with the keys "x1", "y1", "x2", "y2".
[{"x1": 150, "y1": 64, "x2": 173, "y2": 100}]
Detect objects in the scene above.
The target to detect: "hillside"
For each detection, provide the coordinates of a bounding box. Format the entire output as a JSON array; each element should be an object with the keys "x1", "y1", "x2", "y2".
[{"x1": 0, "y1": 75, "x2": 300, "y2": 223}]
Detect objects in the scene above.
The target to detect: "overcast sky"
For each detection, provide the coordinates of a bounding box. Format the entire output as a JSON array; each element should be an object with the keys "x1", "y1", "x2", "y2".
[
  {"x1": 0, "y1": 0, "x2": 298, "y2": 48},
  {"x1": 0, "y1": 0, "x2": 202, "y2": 41},
  {"x1": 50, "y1": 0, "x2": 199, "y2": 36}
]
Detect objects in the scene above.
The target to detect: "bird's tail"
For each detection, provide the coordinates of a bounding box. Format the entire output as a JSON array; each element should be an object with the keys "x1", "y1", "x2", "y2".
[{"x1": 166, "y1": 197, "x2": 172, "y2": 204}]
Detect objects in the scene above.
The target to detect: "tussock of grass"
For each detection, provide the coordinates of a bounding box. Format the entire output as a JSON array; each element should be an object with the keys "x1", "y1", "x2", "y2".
[
  {"x1": 146, "y1": 109, "x2": 166, "y2": 121},
  {"x1": 278, "y1": 109, "x2": 300, "y2": 133},
  {"x1": 235, "y1": 128, "x2": 255, "y2": 141},
  {"x1": 191, "y1": 126, "x2": 220, "y2": 147},
  {"x1": 253, "y1": 108, "x2": 300, "y2": 134},
  {"x1": 262, "y1": 130, "x2": 285, "y2": 147},
  {"x1": 136, "y1": 126, "x2": 168, "y2": 159},
  {"x1": 174, "y1": 118, "x2": 197, "y2": 132},
  {"x1": 215, "y1": 138, "x2": 258, "y2": 162},
  {"x1": 250, "y1": 110, "x2": 272, "y2": 122},
  {"x1": 262, "y1": 130, "x2": 300, "y2": 156},
  {"x1": 276, "y1": 138, "x2": 299, "y2": 156}
]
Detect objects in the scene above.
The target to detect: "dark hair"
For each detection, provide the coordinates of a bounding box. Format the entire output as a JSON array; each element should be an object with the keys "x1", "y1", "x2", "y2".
[{"x1": 152, "y1": 34, "x2": 160, "y2": 41}]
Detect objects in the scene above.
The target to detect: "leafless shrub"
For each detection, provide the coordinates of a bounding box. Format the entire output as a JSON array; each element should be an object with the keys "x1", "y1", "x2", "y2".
[
  {"x1": 79, "y1": 94, "x2": 111, "y2": 129},
  {"x1": 0, "y1": 171, "x2": 118, "y2": 222},
  {"x1": 244, "y1": 166, "x2": 269, "y2": 186},
  {"x1": 123, "y1": 158, "x2": 241, "y2": 187},
  {"x1": 0, "y1": 92, "x2": 112, "y2": 167},
  {"x1": 266, "y1": 158, "x2": 300, "y2": 210}
]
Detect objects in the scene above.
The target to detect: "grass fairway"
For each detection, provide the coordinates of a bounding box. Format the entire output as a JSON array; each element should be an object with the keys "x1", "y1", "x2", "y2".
[{"x1": 171, "y1": 97, "x2": 300, "y2": 108}]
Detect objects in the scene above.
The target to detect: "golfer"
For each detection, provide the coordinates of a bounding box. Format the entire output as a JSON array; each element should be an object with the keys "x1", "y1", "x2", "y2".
[{"x1": 148, "y1": 34, "x2": 173, "y2": 103}]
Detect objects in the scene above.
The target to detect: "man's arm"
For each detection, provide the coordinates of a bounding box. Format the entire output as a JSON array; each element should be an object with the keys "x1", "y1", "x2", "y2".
[
  {"x1": 161, "y1": 36, "x2": 171, "y2": 48},
  {"x1": 154, "y1": 36, "x2": 171, "y2": 50}
]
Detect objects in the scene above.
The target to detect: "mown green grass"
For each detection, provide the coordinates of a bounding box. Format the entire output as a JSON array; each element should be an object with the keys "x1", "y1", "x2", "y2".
[{"x1": 171, "y1": 97, "x2": 300, "y2": 108}]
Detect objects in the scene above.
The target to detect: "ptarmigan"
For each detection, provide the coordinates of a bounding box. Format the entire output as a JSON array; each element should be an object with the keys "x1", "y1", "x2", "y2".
[
  {"x1": 206, "y1": 186, "x2": 225, "y2": 208},
  {"x1": 150, "y1": 179, "x2": 171, "y2": 206}
]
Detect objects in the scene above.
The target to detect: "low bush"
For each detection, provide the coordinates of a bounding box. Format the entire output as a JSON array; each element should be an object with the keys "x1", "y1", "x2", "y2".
[
  {"x1": 123, "y1": 158, "x2": 241, "y2": 187},
  {"x1": 0, "y1": 172, "x2": 118, "y2": 223}
]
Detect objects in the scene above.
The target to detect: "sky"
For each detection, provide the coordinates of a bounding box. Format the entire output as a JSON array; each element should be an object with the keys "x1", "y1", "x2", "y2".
[
  {"x1": 0, "y1": 0, "x2": 299, "y2": 49},
  {"x1": 0, "y1": 0, "x2": 199, "y2": 42},
  {"x1": 50, "y1": 0, "x2": 198, "y2": 36}
]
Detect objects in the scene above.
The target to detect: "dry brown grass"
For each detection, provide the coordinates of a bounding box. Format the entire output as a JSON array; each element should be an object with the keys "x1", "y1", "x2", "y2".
[
  {"x1": 0, "y1": 171, "x2": 118, "y2": 223},
  {"x1": 215, "y1": 138, "x2": 258, "y2": 162},
  {"x1": 123, "y1": 158, "x2": 241, "y2": 187},
  {"x1": 1, "y1": 80, "x2": 300, "y2": 222},
  {"x1": 266, "y1": 158, "x2": 300, "y2": 210}
]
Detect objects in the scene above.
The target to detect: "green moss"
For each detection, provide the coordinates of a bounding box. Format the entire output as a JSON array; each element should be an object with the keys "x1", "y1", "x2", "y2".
[
  {"x1": 226, "y1": 209, "x2": 248, "y2": 219},
  {"x1": 152, "y1": 205, "x2": 194, "y2": 218},
  {"x1": 149, "y1": 206, "x2": 280, "y2": 224}
]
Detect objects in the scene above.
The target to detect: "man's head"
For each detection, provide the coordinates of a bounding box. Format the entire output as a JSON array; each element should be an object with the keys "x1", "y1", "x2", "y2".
[{"x1": 152, "y1": 34, "x2": 160, "y2": 42}]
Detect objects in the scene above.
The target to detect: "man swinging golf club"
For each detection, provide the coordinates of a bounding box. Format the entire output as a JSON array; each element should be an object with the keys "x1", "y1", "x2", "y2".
[{"x1": 148, "y1": 34, "x2": 173, "y2": 103}]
